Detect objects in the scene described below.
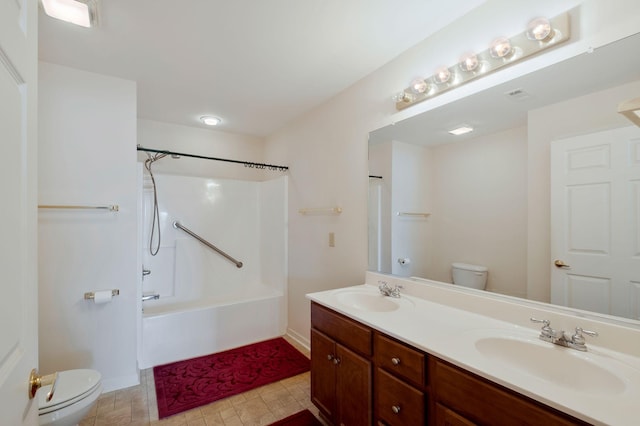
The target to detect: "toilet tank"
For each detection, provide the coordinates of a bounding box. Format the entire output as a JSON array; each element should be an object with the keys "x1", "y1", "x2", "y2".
[{"x1": 451, "y1": 262, "x2": 488, "y2": 289}]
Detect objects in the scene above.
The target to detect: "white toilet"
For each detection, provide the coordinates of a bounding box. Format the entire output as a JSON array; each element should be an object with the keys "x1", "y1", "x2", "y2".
[
  {"x1": 451, "y1": 262, "x2": 488, "y2": 290},
  {"x1": 38, "y1": 369, "x2": 102, "y2": 426}
]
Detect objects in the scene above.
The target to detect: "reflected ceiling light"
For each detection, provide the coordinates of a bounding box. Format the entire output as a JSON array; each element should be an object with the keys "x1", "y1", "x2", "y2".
[
  {"x1": 410, "y1": 78, "x2": 430, "y2": 94},
  {"x1": 40, "y1": 0, "x2": 98, "y2": 28},
  {"x1": 433, "y1": 66, "x2": 452, "y2": 84},
  {"x1": 395, "y1": 12, "x2": 569, "y2": 111},
  {"x1": 459, "y1": 53, "x2": 479, "y2": 72},
  {"x1": 526, "y1": 17, "x2": 554, "y2": 42},
  {"x1": 618, "y1": 97, "x2": 640, "y2": 127},
  {"x1": 448, "y1": 125, "x2": 474, "y2": 136},
  {"x1": 200, "y1": 116, "x2": 222, "y2": 126},
  {"x1": 489, "y1": 37, "x2": 514, "y2": 59}
]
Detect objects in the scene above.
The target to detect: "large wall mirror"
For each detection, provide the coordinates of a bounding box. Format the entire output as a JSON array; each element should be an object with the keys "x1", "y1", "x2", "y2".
[{"x1": 368, "y1": 32, "x2": 640, "y2": 322}]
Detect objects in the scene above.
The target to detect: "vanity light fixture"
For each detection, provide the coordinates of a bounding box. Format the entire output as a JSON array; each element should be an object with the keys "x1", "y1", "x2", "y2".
[
  {"x1": 448, "y1": 125, "x2": 474, "y2": 136},
  {"x1": 200, "y1": 116, "x2": 222, "y2": 126},
  {"x1": 618, "y1": 97, "x2": 640, "y2": 127},
  {"x1": 40, "y1": 0, "x2": 98, "y2": 28},
  {"x1": 395, "y1": 12, "x2": 570, "y2": 111}
]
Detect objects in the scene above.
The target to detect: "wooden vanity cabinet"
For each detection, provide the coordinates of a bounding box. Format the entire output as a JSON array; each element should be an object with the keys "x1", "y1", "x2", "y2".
[
  {"x1": 431, "y1": 358, "x2": 590, "y2": 426},
  {"x1": 310, "y1": 302, "x2": 590, "y2": 426},
  {"x1": 311, "y1": 303, "x2": 373, "y2": 426}
]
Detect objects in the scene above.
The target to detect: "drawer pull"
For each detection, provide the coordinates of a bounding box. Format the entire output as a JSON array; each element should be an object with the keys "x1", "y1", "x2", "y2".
[
  {"x1": 327, "y1": 354, "x2": 334, "y2": 361},
  {"x1": 391, "y1": 357, "x2": 401, "y2": 366},
  {"x1": 391, "y1": 405, "x2": 401, "y2": 414},
  {"x1": 333, "y1": 357, "x2": 341, "y2": 365}
]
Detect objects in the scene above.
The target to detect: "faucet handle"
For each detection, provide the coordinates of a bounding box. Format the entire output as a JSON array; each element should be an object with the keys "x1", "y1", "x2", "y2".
[
  {"x1": 530, "y1": 317, "x2": 554, "y2": 337},
  {"x1": 571, "y1": 327, "x2": 598, "y2": 346},
  {"x1": 530, "y1": 317, "x2": 549, "y2": 326}
]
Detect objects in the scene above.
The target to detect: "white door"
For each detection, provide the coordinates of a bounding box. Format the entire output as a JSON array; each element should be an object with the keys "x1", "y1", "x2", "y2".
[
  {"x1": 0, "y1": 0, "x2": 39, "y2": 424},
  {"x1": 551, "y1": 126, "x2": 640, "y2": 319}
]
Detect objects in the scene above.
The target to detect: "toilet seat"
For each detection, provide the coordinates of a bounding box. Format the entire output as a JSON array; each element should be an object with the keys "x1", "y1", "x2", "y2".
[{"x1": 38, "y1": 369, "x2": 102, "y2": 415}]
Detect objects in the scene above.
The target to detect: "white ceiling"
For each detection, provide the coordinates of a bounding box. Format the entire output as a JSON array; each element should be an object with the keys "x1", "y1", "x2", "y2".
[{"x1": 38, "y1": 0, "x2": 485, "y2": 137}]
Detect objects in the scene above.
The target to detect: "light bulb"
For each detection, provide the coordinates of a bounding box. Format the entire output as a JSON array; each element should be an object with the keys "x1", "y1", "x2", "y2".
[
  {"x1": 458, "y1": 53, "x2": 479, "y2": 72},
  {"x1": 433, "y1": 66, "x2": 451, "y2": 84},
  {"x1": 526, "y1": 17, "x2": 554, "y2": 42},
  {"x1": 410, "y1": 78, "x2": 429, "y2": 94},
  {"x1": 393, "y1": 91, "x2": 414, "y2": 103},
  {"x1": 489, "y1": 37, "x2": 513, "y2": 59}
]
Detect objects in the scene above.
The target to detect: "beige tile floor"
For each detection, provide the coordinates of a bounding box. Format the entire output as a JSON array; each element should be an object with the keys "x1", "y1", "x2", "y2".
[{"x1": 79, "y1": 338, "x2": 325, "y2": 426}]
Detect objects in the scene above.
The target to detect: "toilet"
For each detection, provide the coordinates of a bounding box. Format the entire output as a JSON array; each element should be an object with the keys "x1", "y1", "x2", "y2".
[
  {"x1": 38, "y1": 369, "x2": 102, "y2": 426},
  {"x1": 451, "y1": 262, "x2": 488, "y2": 290}
]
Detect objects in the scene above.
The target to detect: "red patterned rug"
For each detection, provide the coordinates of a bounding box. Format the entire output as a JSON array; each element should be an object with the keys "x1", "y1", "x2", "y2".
[
  {"x1": 153, "y1": 337, "x2": 310, "y2": 418},
  {"x1": 269, "y1": 409, "x2": 323, "y2": 426}
]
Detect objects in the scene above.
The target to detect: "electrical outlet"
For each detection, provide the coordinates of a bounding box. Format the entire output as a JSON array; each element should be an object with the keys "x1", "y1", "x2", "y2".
[{"x1": 329, "y1": 232, "x2": 335, "y2": 247}]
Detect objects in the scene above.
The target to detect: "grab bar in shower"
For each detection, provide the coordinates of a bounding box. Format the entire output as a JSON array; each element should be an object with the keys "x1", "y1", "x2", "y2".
[{"x1": 173, "y1": 221, "x2": 244, "y2": 268}]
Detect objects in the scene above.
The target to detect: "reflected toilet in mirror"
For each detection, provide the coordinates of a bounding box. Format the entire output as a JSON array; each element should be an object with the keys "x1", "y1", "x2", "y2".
[{"x1": 451, "y1": 263, "x2": 488, "y2": 290}]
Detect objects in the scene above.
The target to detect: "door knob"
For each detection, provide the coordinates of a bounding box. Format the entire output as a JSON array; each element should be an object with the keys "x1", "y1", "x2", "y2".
[
  {"x1": 29, "y1": 369, "x2": 58, "y2": 402},
  {"x1": 554, "y1": 259, "x2": 571, "y2": 268}
]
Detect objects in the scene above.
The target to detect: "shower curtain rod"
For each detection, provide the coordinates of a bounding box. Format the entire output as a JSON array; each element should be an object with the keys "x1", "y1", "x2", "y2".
[{"x1": 137, "y1": 146, "x2": 289, "y2": 171}]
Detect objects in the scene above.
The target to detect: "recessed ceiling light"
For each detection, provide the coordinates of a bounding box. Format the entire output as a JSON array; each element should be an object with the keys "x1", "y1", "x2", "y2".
[
  {"x1": 448, "y1": 125, "x2": 474, "y2": 136},
  {"x1": 40, "y1": 0, "x2": 98, "y2": 28},
  {"x1": 200, "y1": 116, "x2": 222, "y2": 126}
]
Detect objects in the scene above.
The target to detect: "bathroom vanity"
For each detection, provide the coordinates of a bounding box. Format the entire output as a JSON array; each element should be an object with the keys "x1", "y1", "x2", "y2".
[{"x1": 307, "y1": 273, "x2": 640, "y2": 426}]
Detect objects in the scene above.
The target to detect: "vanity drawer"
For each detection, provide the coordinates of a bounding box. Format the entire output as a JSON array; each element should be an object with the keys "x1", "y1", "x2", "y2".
[
  {"x1": 375, "y1": 333, "x2": 425, "y2": 386},
  {"x1": 375, "y1": 368, "x2": 425, "y2": 426},
  {"x1": 433, "y1": 359, "x2": 588, "y2": 425},
  {"x1": 311, "y1": 302, "x2": 372, "y2": 356}
]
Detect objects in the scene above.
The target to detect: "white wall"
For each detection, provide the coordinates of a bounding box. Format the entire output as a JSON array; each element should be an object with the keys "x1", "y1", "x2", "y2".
[
  {"x1": 391, "y1": 141, "x2": 432, "y2": 277},
  {"x1": 38, "y1": 62, "x2": 139, "y2": 391},
  {"x1": 140, "y1": 174, "x2": 287, "y2": 305},
  {"x1": 369, "y1": 140, "x2": 433, "y2": 278},
  {"x1": 430, "y1": 126, "x2": 528, "y2": 297},
  {"x1": 264, "y1": 0, "x2": 640, "y2": 344}
]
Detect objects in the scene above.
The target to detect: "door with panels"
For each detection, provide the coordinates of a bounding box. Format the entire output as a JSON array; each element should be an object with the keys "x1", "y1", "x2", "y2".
[
  {"x1": 551, "y1": 126, "x2": 640, "y2": 319},
  {"x1": 0, "y1": 0, "x2": 39, "y2": 423}
]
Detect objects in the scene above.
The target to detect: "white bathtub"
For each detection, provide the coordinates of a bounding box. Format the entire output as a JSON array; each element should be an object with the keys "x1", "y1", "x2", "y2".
[{"x1": 140, "y1": 285, "x2": 286, "y2": 368}]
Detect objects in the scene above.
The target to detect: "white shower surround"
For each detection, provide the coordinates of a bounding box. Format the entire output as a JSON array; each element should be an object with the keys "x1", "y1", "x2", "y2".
[{"x1": 139, "y1": 173, "x2": 287, "y2": 368}]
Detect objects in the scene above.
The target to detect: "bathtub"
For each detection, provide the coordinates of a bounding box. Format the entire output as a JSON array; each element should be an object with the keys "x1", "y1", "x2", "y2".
[
  {"x1": 140, "y1": 284, "x2": 285, "y2": 368},
  {"x1": 138, "y1": 174, "x2": 288, "y2": 368}
]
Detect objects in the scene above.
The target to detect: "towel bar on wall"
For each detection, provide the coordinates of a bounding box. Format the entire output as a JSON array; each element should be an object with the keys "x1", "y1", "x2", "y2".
[
  {"x1": 38, "y1": 204, "x2": 119, "y2": 211},
  {"x1": 298, "y1": 207, "x2": 342, "y2": 215},
  {"x1": 84, "y1": 289, "x2": 120, "y2": 300},
  {"x1": 396, "y1": 212, "x2": 430, "y2": 217}
]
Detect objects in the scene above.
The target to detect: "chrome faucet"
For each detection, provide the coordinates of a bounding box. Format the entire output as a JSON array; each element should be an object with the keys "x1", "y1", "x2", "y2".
[
  {"x1": 378, "y1": 280, "x2": 403, "y2": 298},
  {"x1": 530, "y1": 318, "x2": 598, "y2": 351}
]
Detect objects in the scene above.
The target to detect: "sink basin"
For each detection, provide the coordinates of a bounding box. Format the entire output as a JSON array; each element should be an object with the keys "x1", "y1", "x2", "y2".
[
  {"x1": 336, "y1": 291, "x2": 401, "y2": 312},
  {"x1": 473, "y1": 334, "x2": 628, "y2": 395}
]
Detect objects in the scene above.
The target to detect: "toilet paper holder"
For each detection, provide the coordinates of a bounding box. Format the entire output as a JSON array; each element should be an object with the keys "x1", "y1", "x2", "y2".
[{"x1": 84, "y1": 289, "x2": 120, "y2": 300}]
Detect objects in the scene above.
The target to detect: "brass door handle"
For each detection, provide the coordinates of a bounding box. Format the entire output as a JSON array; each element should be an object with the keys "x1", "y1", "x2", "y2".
[
  {"x1": 29, "y1": 369, "x2": 58, "y2": 402},
  {"x1": 554, "y1": 259, "x2": 571, "y2": 268}
]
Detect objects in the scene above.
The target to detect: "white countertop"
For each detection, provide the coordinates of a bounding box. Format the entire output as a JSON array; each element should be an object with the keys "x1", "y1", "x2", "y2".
[{"x1": 306, "y1": 274, "x2": 640, "y2": 426}]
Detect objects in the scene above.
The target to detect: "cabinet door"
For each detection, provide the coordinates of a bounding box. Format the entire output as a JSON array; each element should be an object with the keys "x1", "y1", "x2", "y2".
[
  {"x1": 311, "y1": 329, "x2": 337, "y2": 421},
  {"x1": 337, "y1": 343, "x2": 372, "y2": 426},
  {"x1": 435, "y1": 403, "x2": 477, "y2": 426}
]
